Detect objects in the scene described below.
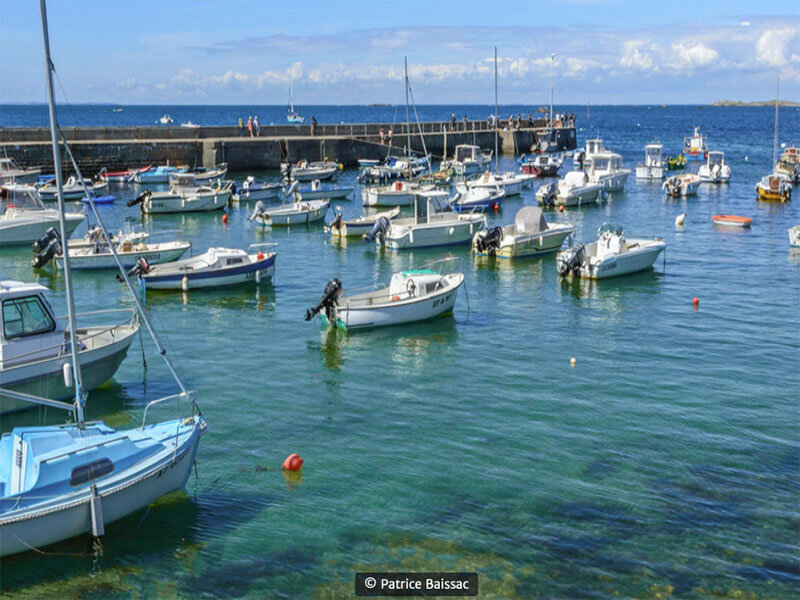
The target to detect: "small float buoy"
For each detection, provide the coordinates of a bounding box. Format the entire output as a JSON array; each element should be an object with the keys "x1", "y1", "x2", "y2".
[
  {"x1": 222, "y1": 213, "x2": 228, "y2": 224},
  {"x1": 181, "y1": 275, "x2": 189, "y2": 292},
  {"x1": 745, "y1": 156, "x2": 749, "y2": 161},
  {"x1": 558, "y1": 205, "x2": 565, "y2": 213},
  {"x1": 675, "y1": 213, "x2": 685, "y2": 227},
  {"x1": 282, "y1": 453, "x2": 303, "y2": 471},
  {"x1": 493, "y1": 203, "x2": 499, "y2": 213},
  {"x1": 693, "y1": 297, "x2": 699, "y2": 308},
  {"x1": 570, "y1": 357, "x2": 576, "y2": 367}
]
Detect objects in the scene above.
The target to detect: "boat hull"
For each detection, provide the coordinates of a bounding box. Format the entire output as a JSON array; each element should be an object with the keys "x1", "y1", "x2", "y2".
[
  {"x1": 298, "y1": 187, "x2": 353, "y2": 201},
  {"x1": 635, "y1": 165, "x2": 665, "y2": 180},
  {"x1": 142, "y1": 254, "x2": 275, "y2": 290},
  {"x1": 363, "y1": 189, "x2": 415, "y2": 207},
  {"x1": 474, "y1": 229, "x2": 573, "y2": 259},
  {"x1": 0, "y1": 213, "x2": 84, "y2": 246},
  {"x1": 521, "y1": 164, "x2": 560, "y2": 177},
  {"x1": 143, "y1": 190, "x2": 231, "y2": 213},
  {"x1": 384, "y1": 218, "x2": 485, "y2": 250},
  {"x1": 583, "y1": 241, "x2": 665, "y2": 279},
  {"x1": 63, "y1": 242, "x2": 191, "y2": 270},
  {"x1": 255, "y1": 201, "x2": 329, "y2": 226},
  {"x1": 292, "y1": 167, "x2": 337, "y2": 182}
]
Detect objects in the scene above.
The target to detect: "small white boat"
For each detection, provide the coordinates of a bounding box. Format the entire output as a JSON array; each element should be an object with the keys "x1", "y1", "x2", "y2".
[
  {"x1": 663, "y1": 173, "x2": 702, "y2": 197},
  {"x1": 789, "y1": 225, "x2": 800, "y2": 247},
  {"x1": 65, "y1": 226, "x2": 149, "y2": 250},
  {"x1": 327, "y1": 207, "x2": 401, "y2": 238},
  {"x1": 0, "y1": 184, "x2": 85, "y2": 246},
  {"x1": 190, "y1": 163, "x2": 228, "y2": 183},
  {"x1": 129, "y1": 175, "x2": 232, "y2": 214},
  {"x1": 556, "y1": 223, "x2": 666, "y2": 279},
  {"x1": 465, "y1": 171, "x2": 529, "y2": 196},
  {"x1": 282, "y1": 160, "x2": 340, "y2": 182},
  {"x1": 366, "y1": 190, "x2": 486, "y2": 250},
  {"x1": 304, "y1": 258, "x2": 463, "y2": 330},
  {"x1": 472, "y1": 206, "x2": 575, "y2": 259},
  {"x1": 362, "y1": 180, "x2": 421, "y2": 207},
  {"x1": 585, "y1": 152, "x2": 630, "y2": 191},
  {"x1": 0, "y1": 280, "x2": 139, "y2": 415},
  {"x1": 441, "y1": 144, "x2": 492, "y2": 176},
  {"x1": 536, "y1": 171, "x2": 604, "y2": 207},
  {"x1": 635, "y1": 144, "x2": 666, "y2": 180},
  {"x1": 180, "y1": 121, "x2": 199, "y2": 128},
  {"x1": 233, "y1": 176, "x2": 283, "y2": 202},
  {"x1": 452, "y1": 184, "x2": 505, "y2": 212},
  {"x1": 291, "y1": 179, "x2": 353, "y2": 201},
  {"x1": 248, "y1": 199, "x2": 329, "y2": 226},
  {"x1": 0, "y1": 157, "x2": 42, "y2": 184},
  {"x1": 698, "y1": 151, "x2": 731, "y2": 183},
  {"x1": 134, "y1": 246, "x2": 276, "y2": 291},
  {"x1": 37, "y1": 176, "x2": 108, "y2": 201},
  {"x1": 358, "y1": 158, "x2": 380, "y2": 168},
  {"x1": 359, "y1": 156, "x2": 429, "y2": 182},
  {"x1": 159, "y1": 114, "x2": 173, "y2": 124},
  {"x1": 776, "y1": 147, "x2": 800, "y2": 183}
]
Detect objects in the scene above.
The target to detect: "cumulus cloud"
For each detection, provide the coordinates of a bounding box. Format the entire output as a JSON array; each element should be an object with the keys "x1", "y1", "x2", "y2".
[
  {"x1": 756, "y1": 28, "x2": 798, "y2": 66},
  {"x1": 620, "y1": 41, "x2": 654, "y2": 70},
  {"x1": 670, "y1": 42, "x2": 719, "y2": 68}
]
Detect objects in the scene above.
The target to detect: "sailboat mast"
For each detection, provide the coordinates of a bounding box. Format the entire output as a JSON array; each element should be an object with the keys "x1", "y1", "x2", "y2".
[
  {"x1": 550, "y1": 53, "x2": 555, "y2": 129},
  {"x1": 773, "y1": 77, "x2": 780, "y2": 169},
  {"x1": 405, "y1": 57, "x2": 411, "y2": 157},
  {"x1": 494, "y1": 46, "x2": 499, "y2": 172},
  {"x1": 290, "y1": 75, "x2": 294, "y2": 112},
  {"x1": 38, "y1": 0, "x2": 85, "y2": 424}
]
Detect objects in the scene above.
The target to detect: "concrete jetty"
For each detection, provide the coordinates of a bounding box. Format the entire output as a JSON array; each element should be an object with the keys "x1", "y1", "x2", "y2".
[{"x1": 0, "y1": 119, "x2": 576, "y2": 175}]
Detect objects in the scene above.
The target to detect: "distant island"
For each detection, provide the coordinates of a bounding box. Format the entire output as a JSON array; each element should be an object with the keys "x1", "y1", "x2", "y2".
[{"x1": 712, "y1": 99, "x2": 799, "y2": 107}]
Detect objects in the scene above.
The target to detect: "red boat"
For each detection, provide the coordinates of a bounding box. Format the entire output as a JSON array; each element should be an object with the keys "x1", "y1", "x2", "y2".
[
  {"x1": 520, "y1": 154, "x2": 562, "y2": 177},
  {"x1": 99, "y1": 165, "x2": 151, "y2": 182},
  {"x1": 712, "y1": 214, "x2": 752, "y2": 228}
]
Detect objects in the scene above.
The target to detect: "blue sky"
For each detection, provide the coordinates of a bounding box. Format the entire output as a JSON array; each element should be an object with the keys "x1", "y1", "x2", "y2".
[{"x1": 1, "y1": 0, "x2": 799, "y2": 105}]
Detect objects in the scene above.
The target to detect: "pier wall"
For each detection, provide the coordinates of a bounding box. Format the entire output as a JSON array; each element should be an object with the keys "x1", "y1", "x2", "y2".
[{"x1": 0, "y1": 121, "x2": 576, "y2": 175}]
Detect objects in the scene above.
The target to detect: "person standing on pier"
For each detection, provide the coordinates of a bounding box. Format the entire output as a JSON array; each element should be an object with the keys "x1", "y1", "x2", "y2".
[
  {"x1": 387, "y1": 128, "x2": 393, "y2": 146},
  {"x1": 311, "y1": 116, "x2": 318, "y2": 136},
  {"x1": 463, "y1": 114, "x2": 468, "y2": 131},
  {"x1": 379, "y1": 128, "x2": 385, "y2": 144},
  {"x1": 238, "y1": 117, "x2": 244, "y2": 136},
  {"x1": 450, "y1": 113, "x2": 456, "y2": 131},
  {"x1": 254, "y1": 115, "x2": 261, "y2": 137},
  {"x1": 247, "y1": 116, "x2": 253, "y2": 137}
]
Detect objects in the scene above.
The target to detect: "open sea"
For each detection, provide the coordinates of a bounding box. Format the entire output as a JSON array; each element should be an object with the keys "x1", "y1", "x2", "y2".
[{"x1": 0, "y1": 104, "x2": 798, "y2": 599}]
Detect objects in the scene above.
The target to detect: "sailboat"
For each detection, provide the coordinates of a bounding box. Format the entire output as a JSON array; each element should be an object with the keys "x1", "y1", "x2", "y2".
[
  {"x1": 287, "y1": 76, "x2": 305, "y2": 124},
  {"x1": 756, "y1": 77, "x2": 793, "y2": 202},
  {"x1": 0, "y1": 0, "x2": 206, "y2": 557}
]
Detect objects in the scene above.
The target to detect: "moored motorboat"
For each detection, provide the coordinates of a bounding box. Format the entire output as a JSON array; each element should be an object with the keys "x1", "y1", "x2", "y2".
[
  {"x1": 232, "y1": 176, "x2": 283, "y2": 202},
  {"x1": 158, "y1": 114, "x2": 173, "y2": 124},
  {"x1": 304, "y1": 258, "x2": 464, "y2": 330},
  {"x1": 129, "y1": 175, "x2": 233, "y2": 213},
  {"x1": 755, "y1": 173, "x2": 792, "y2": 202},
  {"x1": 248, "y1": 198, "x2": 329, "y2": 226},
  {"x1": 472, "y1": 206, "x2": 575, "y2": 259},
  {"x1": 133, "y1": 246, "x2": 276, "y2": 291},
  {"x1": 362, "y1": 180, "x2": 421, "y2": 207},
  {"x1": 585, "y1": 152, "x2": 630, "y2": 190},
  {"x1": 282, "y1": 160, "x2": 340, "y2": 182},
  {"x1": 452, "y1": 184, "x2": 505, "y2": 212},
  {"x1": 37, "y1": 175, "x2": 108, "y2": 201},
  {"x1": 666, "y1": 154, "x2": 687, "y2": 171},
  {"x1": 536, "y1": 171, "x2": 604, "y2": 207},
  {"x1": 556, "y1": 223, "x2": 666, "y2": 279},
  {"x1": 663, "y1": 173, "x2": 702, "y2": 197},
  {"x1": 133, "y1": 164, "x2": 187, "y2": 184},
  {"x1": 292, "y1": 179, "x2": 354, "y2": 201},
  {"x1": 465, "y1": 171, "x2": 528, "y2": 196},
  {"x1": 0, "y1": 184, "x2": 85, "y2": 246},
  {"x1": 683, "y1": 126, "x2": 708, "y2": 161},
  {"x1": 712, "y1": 214, "x2": 751, "y2": 228},
  {"x1": 0, "y1": 157, "x2": 42, "y2": 184},
  {"x1": 327, "y1": 207, "x2": 400, "y2": 238},
  {"x1": 635, "y1": 144, "x2": 666, "y2": 180},
  {"x1": 99, "y1": 165, "x2": 151, "y2": 183},
  {"x1": 519, "y1": 153, "x2": 562, "y2": 177},
  {"x1": 698, "y1": 151, "x2": 731, "y2": 183},
  {"x1": 440, "y1": 144, "x2": 492, "y2": 176},
  {"x1": 776, "y1": 147, "x2": 800, "y2": 183},
  {"x1": 789, "y1": 225, "x2": 800, "y2": 247},
  {"x1": 190, "y1": 163, "x2": 228, "y2": 183}
]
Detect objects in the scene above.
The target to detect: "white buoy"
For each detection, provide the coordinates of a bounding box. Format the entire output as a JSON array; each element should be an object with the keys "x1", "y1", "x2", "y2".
[
  {"x1": 255, "y1": 269, "x2": 261, "y2": 284},
  {"x1": 90, "y1": 485, "x2": 105, "y2": 537},
  {"x1": 62, "y1": 362, "x2": 73, "y2": 388},
  {"x1": 675, "y1": 213, "x2": 686, "y2": 227},
  {"x1": 745, "y1": 156, "x2": 749, "y2": 161},
  {"x1": 181, "y1": 275, "x2": 189, "y2": 292}
]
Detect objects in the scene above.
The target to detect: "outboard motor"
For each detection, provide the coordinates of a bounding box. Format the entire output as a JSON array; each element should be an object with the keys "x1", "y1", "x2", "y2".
[
  {"x1": 281, "y1": 162, "x2": 293, "y2": 181},
  {"x1": 364, "y1": 216, "x2": 390, "y2": 244},
  {"x1": 556, "y1": 243, "x2": 585, "y2": 277},
  {"x1": 476, "y1": 226, "x2": 503, "y2": 255},
  {"x1": 127, "y1": 189, "x2": 151, "y2": 207},
  {"x1": 283, "y1": 180, "x2": 300, "y2": 200},
  {"x1": 329, "y1": 211, "x2": 343, "y2": 232},
  {"x1": 31, "y1": 237, "x2": 62, "y2": 269},
  {"x1": 127, "y1": 257, "x2": 151, "y2": 278},
  {"x1": 248, "y1": 200, "x2": 268, "y2": 222},
  {"x1": 539, "y1": 182, "x2": 558, "y2": 206},
  {"x1": 32, "y1": 226, "x2": 60, "y2": 253},
  {"x1": 305, "y1": 278, "x2": 343, "y2": 322}
]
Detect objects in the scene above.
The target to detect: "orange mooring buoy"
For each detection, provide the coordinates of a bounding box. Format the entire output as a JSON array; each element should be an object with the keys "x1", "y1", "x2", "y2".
[
  {"x1": 693, "y1": 297, "x2": 699, "y2": 308},
  {"x1": 282, "y1": 453, "x2": 303, "y2": 471},
  {"x1": 222, "y1": 213, "x2": 228, "y2": 224},
  {"x1": 558, "y1": 205, "x2": 565, "y2": 213}
]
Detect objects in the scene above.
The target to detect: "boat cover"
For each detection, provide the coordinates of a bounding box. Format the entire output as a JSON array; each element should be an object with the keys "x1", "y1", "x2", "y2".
[{"x1": 515, "y1": 206, "x2": 548, "y2": 234}]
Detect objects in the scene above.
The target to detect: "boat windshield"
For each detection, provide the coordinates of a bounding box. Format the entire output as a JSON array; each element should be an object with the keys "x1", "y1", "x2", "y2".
[
  {"x1": 708, "y1": 152, "x2": 723, "y2": 165},
  {"x1": 592, "y1": 157, "x2": 610, "y2": 171},
  {"x1": 171, "y1": 174, "x2": 199, "y2": 188},
  {"x1": 455, "y1": 146, "x2": 478, "y2": 162},
  {"x1": 597, "y1": 222, "x2": 624, "y2": 237},
  {"x1": 0, "y1": 186, "x2": 45, "y2": 211}
]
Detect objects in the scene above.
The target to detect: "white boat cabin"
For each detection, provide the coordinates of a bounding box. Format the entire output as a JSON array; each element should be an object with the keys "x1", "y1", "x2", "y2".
[
  {"x1": 644, "y1": 144, "x2": 663, "y2": 166},
  {"x1": 454, "y1": 145, "x2": 489, "y2": 164},
  {"x1": 0, "y1": 281, "x2": 63, "y2": 368}
]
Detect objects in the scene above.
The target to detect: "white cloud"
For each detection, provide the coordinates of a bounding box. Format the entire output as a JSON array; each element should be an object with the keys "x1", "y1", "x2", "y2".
[
  {"x1": 620, "y1": 41, "x2": 654, "y2": 70},
  {"x1": 756, "y1": 28, "x2": 798, "y2": 66},
  {"x1": 670, "y1": 42, "x2": 719, "y2": 68}
]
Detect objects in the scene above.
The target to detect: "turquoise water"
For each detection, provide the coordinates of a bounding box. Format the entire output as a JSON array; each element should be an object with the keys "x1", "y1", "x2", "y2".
[{"x1": 1, "y1": 105, "x2": 798, "y2": 598}]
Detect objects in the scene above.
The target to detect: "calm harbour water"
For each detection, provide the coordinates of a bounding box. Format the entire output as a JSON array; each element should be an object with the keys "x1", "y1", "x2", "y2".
[{"x1": 0, "y1": 105, "x2": 798, "y2": 599}]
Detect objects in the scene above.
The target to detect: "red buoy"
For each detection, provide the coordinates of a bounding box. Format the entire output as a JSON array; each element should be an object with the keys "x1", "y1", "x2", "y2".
[
  {"x1": 693, "y1": 297, "x2": 699, "y2": 308},
  {"x1": 282, "y1": 453, "x2": 303, "y2": 471},
  {"x1": 558, "y1": 205, "x2": 565, "y2": 213},
  {"x1": 222, "y1": 213, "x2": 228, "y2": 224},
  {"x1": 257, "y1": 251, "x2": 264, "y2": 260}
]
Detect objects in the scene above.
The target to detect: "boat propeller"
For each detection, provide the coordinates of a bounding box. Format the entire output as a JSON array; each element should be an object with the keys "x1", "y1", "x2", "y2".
[
  {"x1": 305, "y1": 278, "x2": 343, "y2": 322},
  {"x1": 364, "y1": 216, "x2": 390, "y2": 244},
  {"x1": 127, "y1": 190, "x2": 151, "y2": 207}
]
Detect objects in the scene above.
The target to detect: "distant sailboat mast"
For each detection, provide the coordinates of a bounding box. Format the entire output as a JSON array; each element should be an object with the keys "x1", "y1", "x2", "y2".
[
  {"x1": 773, "y1": 77, "x2": 780, "y2": 170},
  {"x1": 494, "y1": 46, "x2": 499, "y2": 172},
  {"x1": 405, "y1": 57, "x2": 411, "y2": 157}
]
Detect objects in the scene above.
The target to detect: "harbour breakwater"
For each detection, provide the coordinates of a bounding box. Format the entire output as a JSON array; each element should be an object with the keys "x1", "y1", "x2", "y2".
[{"x1": 0, "y1": 120, "x2": 576, "y2": 174}]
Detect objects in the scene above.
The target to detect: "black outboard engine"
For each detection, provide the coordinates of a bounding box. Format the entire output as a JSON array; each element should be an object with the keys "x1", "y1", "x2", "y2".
[
  {"x1": 556, "y1": 243, "x2": 585, "y2": 277},
  {"x1": 476, "y1": 226, "x2": 502, "y2": 255},
  {"x1": 305, "y1": 278, "x2": 343, "y2": 322},
  {"x1": 539, "y1": 182, "x2": 558, "y2": 206},
  {"x1": 127, "y1": 257, "x2": 151, "y2": 278},
  {"x1": 329, "y1": 211, "x2": 343, "y2": 231},
  {"x1": 32, "y1": 227, "x2": 60, "y2": 253},
  {"x1": 248, "y1": 200, "x2": 267, "y2": 222},
  {"x1": 127, "y1": 190, "x2": 151, "y2": 207},
  {"x1": 364, "y1": 216, "x2": 390, "y2": 244},
  {"x1": 281, "y1": 162, "x2": 293, "y2": 181},
  {"x1": 31, "y1": 237, "x2": 62, "y2": 269}
]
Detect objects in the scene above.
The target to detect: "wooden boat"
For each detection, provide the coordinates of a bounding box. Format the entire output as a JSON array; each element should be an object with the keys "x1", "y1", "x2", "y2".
[
  {"x1": 327, "y1": 207, "x2": 400, "y2": 238},
  {"x1": 712, "y1": 215, "x2": 752, "y2": 228},
  {"x1": 756, "y1": 174, "x2": 792, "y2": 202},
  {"x1": 248, "y1": 199, "x2": 329, "y2": 226},
  {"x1": 304, "y1": 258, "x2": 463, "y2": 331},
  {"x1": 556, "y1": 223, "x2": 665, "y2": 279},
  {"x1": 472, "y1": 206, "x2": 575, "y2": 259},
  {"x1": 663, "y1": 173, "x2": 702, "y2": 197},
  {"x1": 134, "y1": 246, "x2": 276, "y2": 291}
]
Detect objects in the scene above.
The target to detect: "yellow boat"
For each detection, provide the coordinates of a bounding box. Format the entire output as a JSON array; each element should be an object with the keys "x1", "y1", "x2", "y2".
[{"x1": 756, "y1": 173, "x2": 792, "y2": 202}]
